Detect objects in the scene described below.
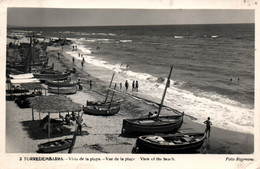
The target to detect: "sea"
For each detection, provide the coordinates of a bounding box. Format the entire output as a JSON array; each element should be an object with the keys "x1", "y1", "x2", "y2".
[{"x1": 7, "y1": 24, "x2": 255, "y2": 134}]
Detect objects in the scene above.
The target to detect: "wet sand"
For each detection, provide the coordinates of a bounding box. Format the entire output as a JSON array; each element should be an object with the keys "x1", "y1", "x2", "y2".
[{"x1": 6, "y1": 45, "x2": 254, "y2": 154}]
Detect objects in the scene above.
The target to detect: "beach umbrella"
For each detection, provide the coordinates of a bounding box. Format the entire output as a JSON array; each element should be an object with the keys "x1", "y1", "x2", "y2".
[{"x1": 28, "y1": 95, "x2": 82, "y2": 139}]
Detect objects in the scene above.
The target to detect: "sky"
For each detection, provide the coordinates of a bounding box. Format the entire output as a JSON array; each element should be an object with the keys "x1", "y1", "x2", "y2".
[{"x1": 7, "y1": 8, "x2": 254, "y2": 27}]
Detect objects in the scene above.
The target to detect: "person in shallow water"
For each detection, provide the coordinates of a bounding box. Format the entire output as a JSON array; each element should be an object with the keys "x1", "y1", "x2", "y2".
[
  {"x1": 204, "y1": 117, "x2": 212, "y2": 138},
  {"x1": 81, "y1": 60, "x2": 84, "y2": 67},
  {"x1": 120, "y1": 83, "x2": 122, "y2": 91},
  {"x1": 135, "y1": 81, "x2": 139, "y2": 92},
  {"x1": 125, "y1": 80, "x2": 129, "y2": 91}
]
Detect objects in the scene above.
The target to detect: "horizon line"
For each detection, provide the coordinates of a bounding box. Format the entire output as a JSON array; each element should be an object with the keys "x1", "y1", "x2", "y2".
[{"x1": 7, "y1": 23, "x2": 255, "y2": 28}]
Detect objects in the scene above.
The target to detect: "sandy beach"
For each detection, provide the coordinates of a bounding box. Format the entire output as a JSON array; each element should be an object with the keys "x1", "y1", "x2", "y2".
[{"x1": 6, "y1": 45, "x2": 254, "y2": 154}]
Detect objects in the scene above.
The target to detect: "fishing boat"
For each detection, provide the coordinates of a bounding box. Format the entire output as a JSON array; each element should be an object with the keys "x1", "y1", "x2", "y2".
[
  {"x1": 48, "y1": 85, "x2": 77, "y2": 94},
  {"x1": 122, "y1": 114, "x2": 183, "y2": 135},
  {"x1": 84, "y1": 81, "x2": 121, "y2": 116},
  {"x1": 33, "y1": 72, "x2": 71, "y2": 81},
  {"x1": 86, "y1": 72, "x2": 121, "y2": 107},
  {"x1": 86, "y1": 100, "x2": 121, "y2": 107},
  {"x1": 121, "y1": 66, "x2": 184, "y2": 135},
  {"x1": 38, "y1": 138, "x2": 73, "y2": 153},
  {"x1": 132, "y1": 130, "x2": 207, "y2": 154},
  {"x1": 46, "y1": 80, "x2": 77, "y2": 87},
  {"x1": 83, "y1": 104, "x2": 120, "y2": 116}
]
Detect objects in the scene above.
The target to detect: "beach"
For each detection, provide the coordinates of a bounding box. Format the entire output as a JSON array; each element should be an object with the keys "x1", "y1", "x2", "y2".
[{"x1": 6, "y1": 45, "x2": 254, "y2": 154}]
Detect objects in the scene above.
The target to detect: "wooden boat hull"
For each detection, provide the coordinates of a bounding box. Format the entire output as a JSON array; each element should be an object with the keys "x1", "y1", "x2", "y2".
[
  {"x1": 86, "y1": 100, "x2": 121, "y2": 107},
  {"x1": 33, "y1": 72, "x2": 70, "y2": 81},
  {"x1": 47, "y1": 81, "x2": 77, "y2": 87},
  {"x1": 122, "y1": 114, "x2": 184, "y2": 136},
  {"x1": 132, "y1": 132, "x2": 206, "y2": 154},
  {"x1": 48, "y1": 86, "x2": 77, "y2": 94},
  {"x1": 83, "y1": 105, "x2": 120, "y2": 116},
  {"x1": 38, "y1": 138, "x2": 72, "y2": 153}
]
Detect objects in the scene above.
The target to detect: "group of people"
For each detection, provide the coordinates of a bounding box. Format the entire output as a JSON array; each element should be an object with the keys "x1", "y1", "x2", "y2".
[
  {"x1": 72, "y1": 53, "x2": 85, "y2": 67},
  {"x1": 72, "y1": 45, "x2": 77, "y2": 50},
  {"x1": 76, "y1": 78, "x2": 93, "y2": 91},
  {"x1": 121, "y1": 80, "x2": 139, "y2": 92},
  {"x1": 148, "y1": 111, "x2": 158, "y2": 117}
]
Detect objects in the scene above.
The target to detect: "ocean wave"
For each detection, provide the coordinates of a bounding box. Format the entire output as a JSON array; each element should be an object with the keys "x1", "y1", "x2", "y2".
[
  {"x1": 12, "y1": 30, "x2": 33, "y2": 33},
  {"x1": 174, "y1": 36, "x2": 184, "y2": 39},
  {"x1": 109, "y1": 33, "x2": 117, "y2": 36},
  {"x1": 119, "y1": 40, "x2": 132, "y2": 43}
]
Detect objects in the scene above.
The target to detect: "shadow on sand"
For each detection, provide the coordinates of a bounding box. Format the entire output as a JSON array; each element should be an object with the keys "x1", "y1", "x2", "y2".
[{"x1": 21, "y1": 120, "x2": 75, "y2": 140}]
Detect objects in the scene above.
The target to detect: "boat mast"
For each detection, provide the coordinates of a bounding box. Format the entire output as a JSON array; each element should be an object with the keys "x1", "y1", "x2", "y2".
[
  {"x1": 104, "y1": 72, "x2": 115, "y2": 103},
  {"x1": 155, "y1": 65, "x2": 173, "y2": 120},
  {"x1": 26, "y1": 36, "x2": 32, "y2": 73},
  {"x1": 109, "y1": 83, "x2": 117, "y2": 108}
]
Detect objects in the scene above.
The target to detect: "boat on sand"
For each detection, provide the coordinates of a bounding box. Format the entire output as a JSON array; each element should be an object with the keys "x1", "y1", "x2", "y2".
[
  {"x1": 38, "y1": 138, "x2": 73, "y2": 153},
  {"x1": 132, "y1": 130, "x2": 207, "y2": 154},
  {"x1": 121, "y1": 66, "x2": 184, "y2": 136},
  {"x1": 83, "y1": 104, "x2": 120, "y2": 116}
]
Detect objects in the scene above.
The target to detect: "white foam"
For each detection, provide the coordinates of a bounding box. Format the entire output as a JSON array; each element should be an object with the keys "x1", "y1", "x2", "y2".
[
  {"x1": 119, "y1": 40, "x2": 132, "y2": 43},
  {"x1": 164, "y1": 86, "x2": 253, "y2": 134},
  {"x1": 174, "y1": 36, "x2": 184, "y2": 39},
  {"x1": 109, "y1": 33, "x2": 117, "y2": 36}
]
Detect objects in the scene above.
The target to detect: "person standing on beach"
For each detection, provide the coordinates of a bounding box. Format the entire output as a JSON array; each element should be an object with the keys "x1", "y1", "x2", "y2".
[
  {"x1": 76, "y1": 114, "x2": 87, "y2": 136},
  {"x1": 58, "y1": 52, "x2": 60, "y2": 60},
  {"x1": 125, "y1": 80, "x2": 129, "y2": 91},
  {"x1": 81, "y1": 60, "x2": 84, "y2": 68},
  {"x1": 204, "y1": 117, "x2": 212, "y2": 138},
  {"x1": 135, "y1": 81, "x2": 139, "y2": 92},
  {"x1": 72, "y1": 57, "x2": 75, "y2": 64},
  {"x1": 76, "y1": 116, "x2": 83, "y2": 136},
  {"x1": 132, "y1": 81, "x2": 135, "y2": 91},
  {"x1": 89, "y1": 80, "x2": 92, "y2": 90},
  {"x1": 78, "y1": 79, "x2": 83, "y2": 91},
  {"x1": 83, "y1": 57, "x2": 85, "y2": 63},
  {"x1": 120, "y1": 83, "x2": 122, "y2": 91},
  {"x1": 78, "y1": 53, "x2": 80, "y2": 57}
]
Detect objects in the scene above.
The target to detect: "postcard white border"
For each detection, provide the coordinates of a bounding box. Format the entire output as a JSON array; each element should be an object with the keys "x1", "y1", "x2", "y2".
[{"x1": 0, "y1": 0, "x2": 259, "y2": 169}]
